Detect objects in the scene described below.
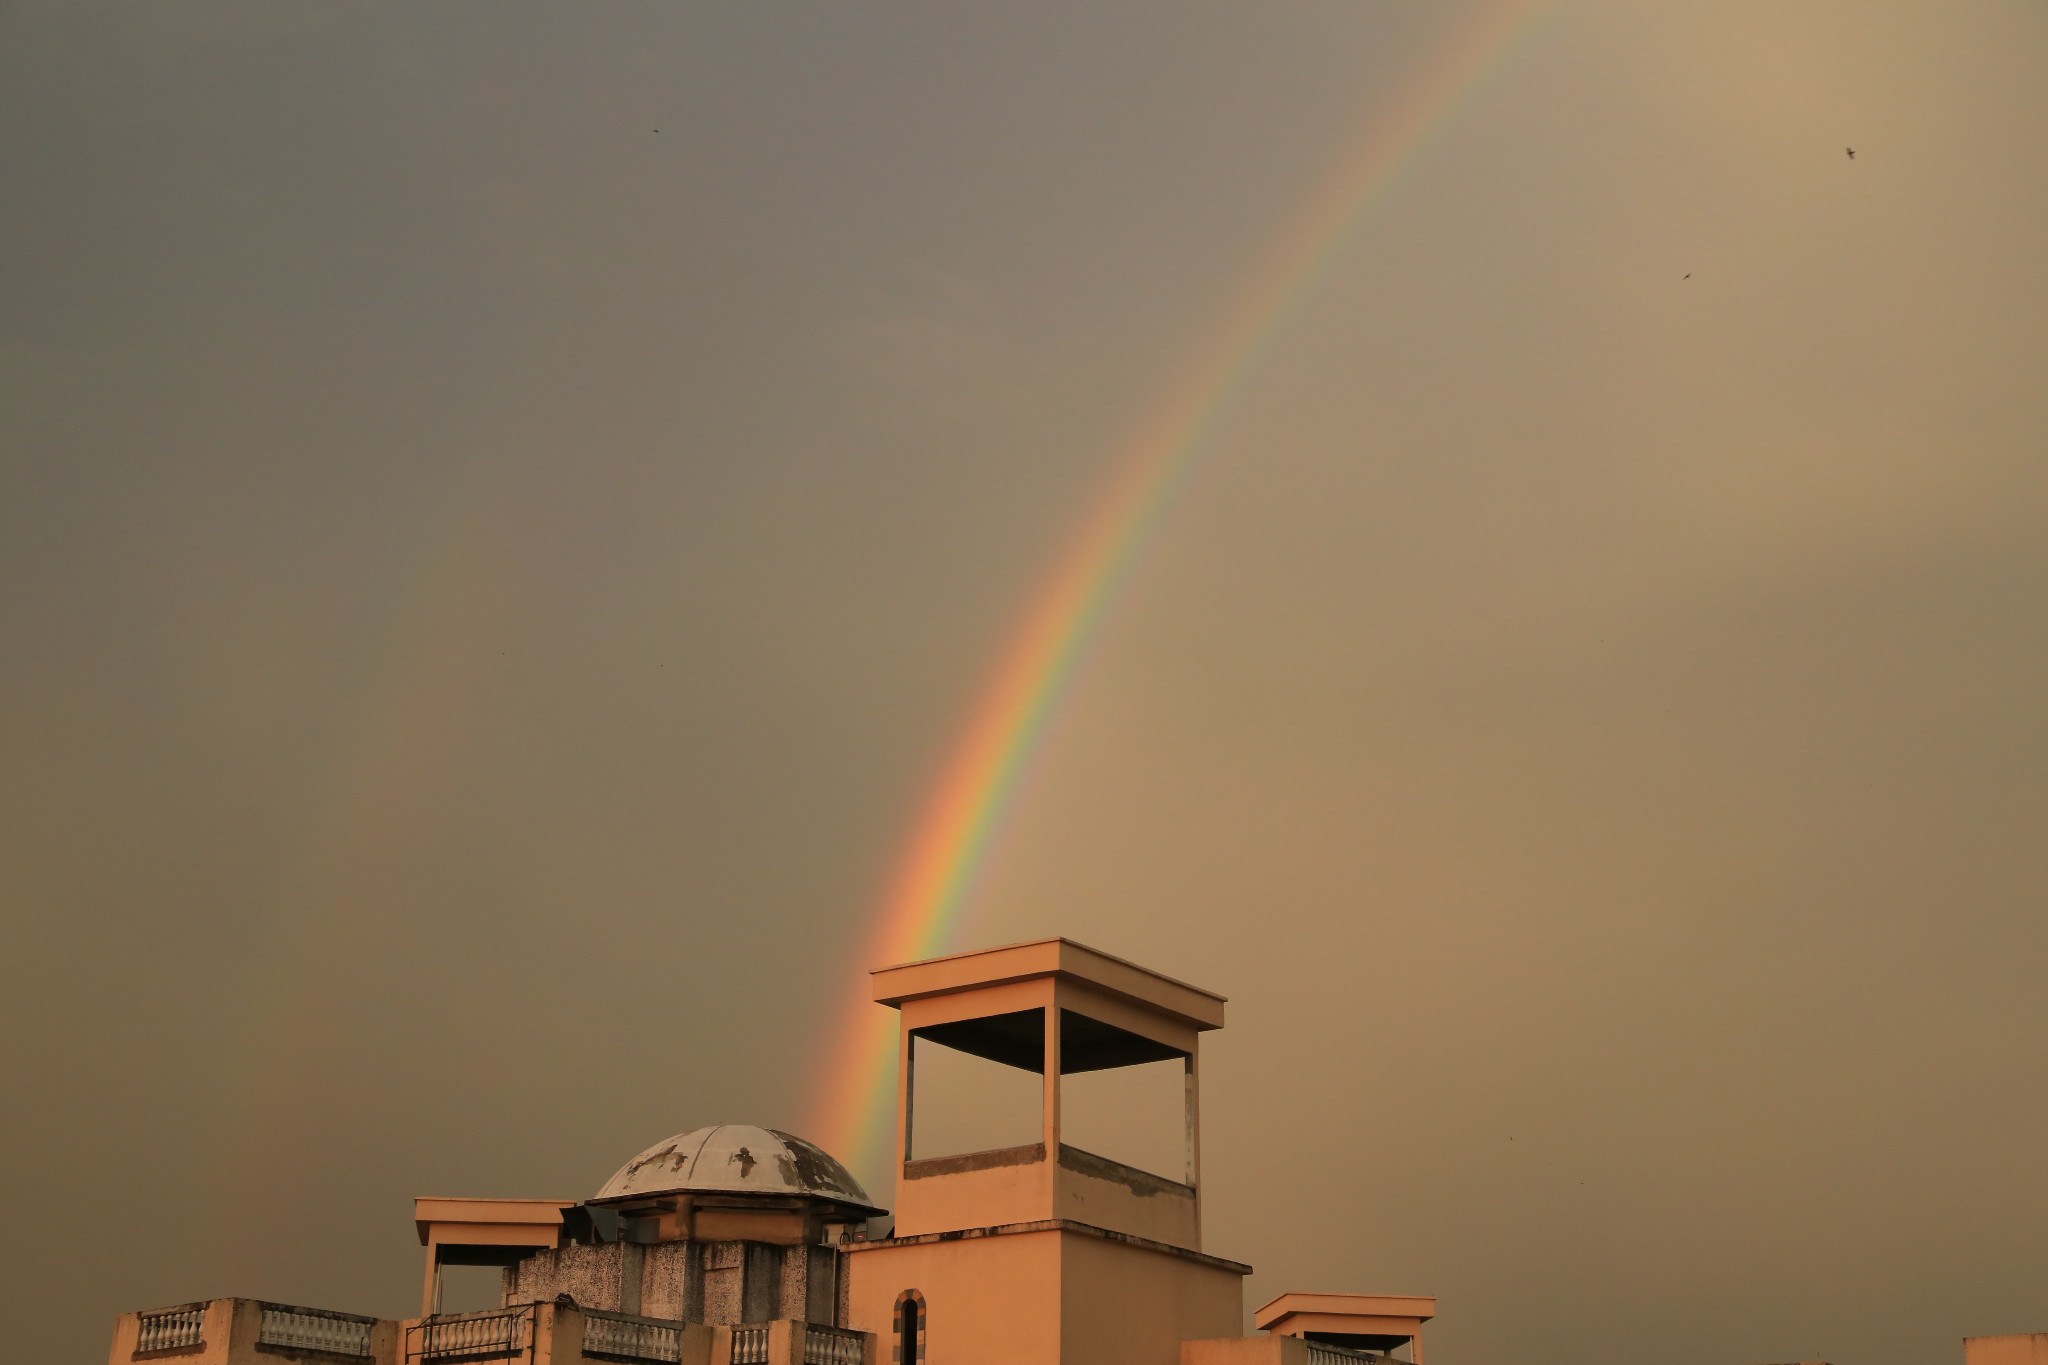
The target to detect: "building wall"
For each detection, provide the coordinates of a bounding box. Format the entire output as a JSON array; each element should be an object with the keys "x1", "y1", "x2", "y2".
[
  {"x1": 897, "y1": 1149, "x2": 1053, "y2": 1238},
  {"x1": 1182, "y1": 1337, "x2": 1309, "y2": 1365},
  {"x1": 845, "y1": 1225, "x2": 1245, "y2": 1365},
  {"x1": 638, "y1": 1243, "x2": 698, "y2": 1320},
  {"x1": 1057, "y1": 1231, "x2": 1244, "y2": 1365},
  {"x1": 505, "y1": 1239, "x2": 844, "y2": 1327},
  {"x1": 1968, "y1": 1335, "x2": 2048, "y2": 1365},
  {"x1": 897, "y1": 1147, "x2": 1202, "y2": 1249},
  {"x1": 846, "y1": 1227, "x2": 1065, "y2": 1365},
  {"x1": 505, "y1": 1244, "x2": 634, "y2": 1312},
  {"x1": 1053, "y1": 1147, "x2": 1200, "y2": 1248}
]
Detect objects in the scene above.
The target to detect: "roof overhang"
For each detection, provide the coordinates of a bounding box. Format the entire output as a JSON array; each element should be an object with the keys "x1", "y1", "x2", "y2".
[
  {"x1": 871, "y1": 938, "x2": 1225, "y2": 1031},
  {"x1": 413, "y1": 1197, "x2": 575, "y2": 1249},
  {"x1": 1255, "y1": 1292, "x2": 1436, "y2": 1338}
]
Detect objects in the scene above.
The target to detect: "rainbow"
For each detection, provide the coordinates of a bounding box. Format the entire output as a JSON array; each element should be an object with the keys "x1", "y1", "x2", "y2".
[{"x1": 804, "y1": 0, "x2": 1553, "y2": 1185}]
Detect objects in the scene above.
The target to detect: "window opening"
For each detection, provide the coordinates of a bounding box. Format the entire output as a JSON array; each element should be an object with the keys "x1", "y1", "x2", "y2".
[
  {"x1": 433, "y1": 1263, "x2": 504, "y2": 1314},
  {"x1": 902, "y1": 1005, "x2": 1196, "y2": 1185},
  {"x1": 1061, "y1": 1054, "x2": 1188, "y2": 1181},
  {"x1": 1056, "y1": 1010, "x2": 1192, "y2": 1185},
  {"x1": 907, "y1": 1009, "x2": 1042, "y2": 1161}
]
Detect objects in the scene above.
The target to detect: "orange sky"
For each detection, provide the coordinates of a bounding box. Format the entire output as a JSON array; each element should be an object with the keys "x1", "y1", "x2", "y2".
[{"x1": 2, "y1": 3, "x2": 2046, "y2": 1363}]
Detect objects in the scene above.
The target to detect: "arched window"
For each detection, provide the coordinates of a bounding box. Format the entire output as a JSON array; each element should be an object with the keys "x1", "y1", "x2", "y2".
[{"x1": 893, "y1": 1290, "x2": 926, "y2": 1365}]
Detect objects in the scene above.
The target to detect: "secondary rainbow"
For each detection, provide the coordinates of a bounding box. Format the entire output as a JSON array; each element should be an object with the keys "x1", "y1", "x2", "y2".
[{"x1": 805, "y1": 0, "x2": 1552, "y2": 1184}]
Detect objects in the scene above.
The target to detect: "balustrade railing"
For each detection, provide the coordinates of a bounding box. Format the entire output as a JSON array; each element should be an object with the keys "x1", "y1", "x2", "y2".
[
  {"x1": 417, "y1": 1309, "x2": 530, "y2": 1361},
  {"x1": 729, "y1": 1324, "x2": 772, "y2": 1365},
  {"x1": 136, "y1": 1306, "x2": 207, "y2": 1355},
  {"x1": 801, "y1": 1325, "x2": 866, "y2": 1365},
  {"x1": 1304, "y1": 1345, "x2": 1398, "y2": 1365},
  {"x1": 583, "y1": 1314, "x2": 683, "y2": 1363},
  {"x1": 260, "y1": 1305, "x2": 376, "y2": 1357}
]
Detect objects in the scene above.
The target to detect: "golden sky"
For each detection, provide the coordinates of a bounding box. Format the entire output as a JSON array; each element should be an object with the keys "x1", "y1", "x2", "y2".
[{"x1": 3, "y1": 3, "x2": 2046, "y2": 1363}]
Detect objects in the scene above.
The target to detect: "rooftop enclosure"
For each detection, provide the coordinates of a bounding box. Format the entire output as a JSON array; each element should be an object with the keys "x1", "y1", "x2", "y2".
[
  {"x1": 1255, "y1": 1295, "x2": 1436, "y2": 1360},
  {"x1": 1968, "y1": 1338, "x2": 2048, "y2": 1365},
  {"x1": 844, "y1": 939, "x2": 1248, "y2": 1365},
  {"x1": 413, "y1": 1198, "x2": 577, "y2": 1316},
  {"x1": 414, "y1": 1127, "x2": 882, "y2": 1328},
  {"x1": 109, "y1": 937, "x2": 1462, "y2": 1365},
  {"x1": 874, "y1": 938, "x2": 1225, "y2": 1248},
  {"x1": 103, "y1": 936, "x2": 2048, "y2": 1365}
]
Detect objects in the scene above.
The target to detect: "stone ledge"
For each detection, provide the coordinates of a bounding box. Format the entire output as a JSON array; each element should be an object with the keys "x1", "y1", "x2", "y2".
[{"x1": 843, "y1": 1219, "x2": 1252, "y2": 1275}]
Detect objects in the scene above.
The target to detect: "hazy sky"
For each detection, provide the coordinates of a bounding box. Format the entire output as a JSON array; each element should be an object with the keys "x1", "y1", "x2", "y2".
[{"x1": 5, "y1": 2, "x2": 2047, "y2": 1363}]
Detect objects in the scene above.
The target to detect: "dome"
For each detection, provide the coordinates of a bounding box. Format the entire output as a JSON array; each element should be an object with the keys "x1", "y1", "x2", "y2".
[{"x1": 593, "y1": 1124, "x2": 882, "y2": 1215}]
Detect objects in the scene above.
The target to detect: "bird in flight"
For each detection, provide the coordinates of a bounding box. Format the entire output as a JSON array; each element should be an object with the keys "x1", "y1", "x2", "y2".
[{"x1": 1846, "y1": 147, "x2": 1855, "y2": 159}]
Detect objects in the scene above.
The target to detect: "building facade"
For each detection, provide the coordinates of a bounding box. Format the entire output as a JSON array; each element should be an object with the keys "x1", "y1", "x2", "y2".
[{"x1": 107, "y1": 939, "x2": 1434, "y2": 1365}]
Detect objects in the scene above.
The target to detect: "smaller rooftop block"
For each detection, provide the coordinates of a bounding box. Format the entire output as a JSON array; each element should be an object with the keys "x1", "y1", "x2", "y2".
[
  {"x1": 1969, "y1": 1340, "x2": 2048, "y2": 1365},
  {"x1": 1256, "y1": 1293, "x2": 1436, "y2": 1357},
  {"x1": 412, "y1": 1197, "x2": 574, "y2": 1249}
]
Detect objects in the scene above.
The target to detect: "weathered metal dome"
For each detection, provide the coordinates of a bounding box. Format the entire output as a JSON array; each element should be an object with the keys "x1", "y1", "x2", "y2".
[{"x1": 592, "y1": 1124, "x2": 881, "y2": 1215}]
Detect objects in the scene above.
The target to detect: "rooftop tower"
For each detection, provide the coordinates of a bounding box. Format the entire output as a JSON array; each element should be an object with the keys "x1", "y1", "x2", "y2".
[{"x1": 844, "y1": 938, "x2": 1248, "y2": 1365}]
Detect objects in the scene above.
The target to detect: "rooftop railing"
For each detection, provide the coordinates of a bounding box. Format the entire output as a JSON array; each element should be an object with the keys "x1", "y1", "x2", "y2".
[
  {"x1": 416, "y1": 1307, "x2": 531, "y2": 1362},
  {"x1": 136, "y1": 1306, "x2": 207, "y2": 1356},
  {"x1": 1304, "y1": 1345, "x2": 1404, "y2": 1365},
  {"x1": 729, "y1": 1324, "x2": 772, "y2": 1365},
  {"x1": 800, "y1": 1325, "x2": 866, "y2": 1365},
  {"x1": 583, "y1": 1313, "x2": 683, "y2": 1364},
  {"x1": 260, "y1": 1304, "x2": 377, "y2": 1358}
]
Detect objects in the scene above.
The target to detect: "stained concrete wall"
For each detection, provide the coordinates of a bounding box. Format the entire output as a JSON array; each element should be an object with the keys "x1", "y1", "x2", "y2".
[
  {"x1": 505, "y1": 1239, "x2": 845, "y2": 1326},
  {"x1": 1054, "y1": 1147, "x2": 1199, "y2": 1248},
  {"x1": 899, "y1": 1146, "x2": 1200, "y2": 1250},
  {"x1": 639, "y1": 1243, "x2": 699, "y2": 1321},
  {"x1": 898, "y1": 1147, "x2": 1053, "y2": 1239},
  {"x1": 506, "y1": 1243, "x2": 635, "y2": 1313}
]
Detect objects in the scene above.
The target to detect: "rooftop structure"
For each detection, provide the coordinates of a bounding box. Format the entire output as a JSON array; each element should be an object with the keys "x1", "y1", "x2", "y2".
[
  {"x1": 592, "y1": 1125, "x2": 883, "y2": 1215},
  {"x1": 1256, "y1": 1294, "x2": 1436, "y2": 1358},
  {"x1": 106, "y1": 938, "x2": 1450, "y2": 1365},
  {"x1": 873, "y1": 937, "x2": 1224, "y2": 1247},
  {"x1": 1968, "y1": 1337, "x2": 2048, "y2": 1365}
]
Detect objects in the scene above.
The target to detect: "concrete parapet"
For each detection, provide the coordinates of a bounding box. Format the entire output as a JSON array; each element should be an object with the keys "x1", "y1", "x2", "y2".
[
  {"x1": 1969, "y1": 1336, "x2": 2048, "y2": 1365},
  {"x1": 398, "y1": 1302, "x2": 723, "y2": 1365},
  {"x1": 707, "y1": 1319, "x2": 878, "y2": 1365},
  {"x1": 109, "y1": 1295, "x2": 866, "y2": 1365},
  {"x1": 109, "y1": 1298, "x2": 397, "y2": 1365},
  {"x1": 1184, "y1": 1335, "x2": 1310, "y2": 1365}
]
